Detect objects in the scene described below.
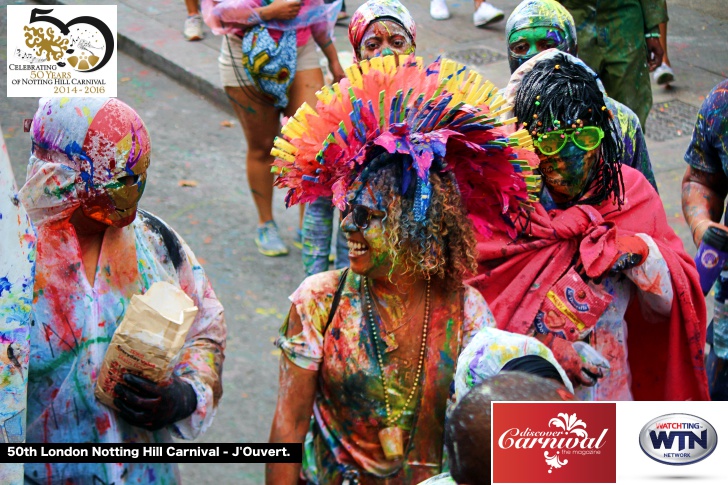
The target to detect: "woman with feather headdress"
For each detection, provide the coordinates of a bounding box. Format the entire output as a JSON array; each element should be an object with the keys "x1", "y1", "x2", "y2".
[{"x1": 265, "y1": 54, "x2": 544, "y2": 484}]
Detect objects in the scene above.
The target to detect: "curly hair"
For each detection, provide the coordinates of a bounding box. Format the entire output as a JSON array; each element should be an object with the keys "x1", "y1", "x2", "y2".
[
  {"x1": 353, "y1": 153, "x2": 478, "y2": 290},
  {"x1": 514, "y1": 53, "x2": 625, "y2": 207}
]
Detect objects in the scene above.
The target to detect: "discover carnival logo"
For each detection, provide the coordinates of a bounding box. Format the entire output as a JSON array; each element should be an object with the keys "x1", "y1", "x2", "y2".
[
  {"x1": 6, "y1": 5, "x2": 117, "y2": 97},
  {"x1": 639, "y1": 413, "x2": 718, "y2": 465},
  {"x1": 492, "y1": 402, "x2": 616, "y2": 483}
]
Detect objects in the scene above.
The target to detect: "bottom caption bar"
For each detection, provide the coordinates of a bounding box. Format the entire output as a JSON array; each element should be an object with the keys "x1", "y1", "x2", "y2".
[{"x1": 0, "y1": 443, "x2": 302, "y2": 464}]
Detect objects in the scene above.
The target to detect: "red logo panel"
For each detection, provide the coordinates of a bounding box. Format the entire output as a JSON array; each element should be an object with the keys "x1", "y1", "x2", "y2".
[{"x1": 493, "y1": 402, "x2": 616, "y2": 483}]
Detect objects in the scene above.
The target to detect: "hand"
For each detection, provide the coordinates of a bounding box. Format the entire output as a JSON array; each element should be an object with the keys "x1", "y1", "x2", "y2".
[
  {"x1": 540, "y1": 333, "x2": 603, "y2": 387},
  {"x1": 645, "y1": 38, "x2": 664, "y2": 71},
  {"x1": 609, "y1": 234, "x2": 649, "y2": 275},
  {"x1": 114, "y1": 374, "x2": 197, "y2": 431},
  {"x1": 262, "y1": 0, "x2": 301, "y2": 22},
  {"x1": 577, "y1": 234, "x2": 648, "y2": 283},
  {"x1": 329, "y1": 60, "x2": 346, "y2": 84}
]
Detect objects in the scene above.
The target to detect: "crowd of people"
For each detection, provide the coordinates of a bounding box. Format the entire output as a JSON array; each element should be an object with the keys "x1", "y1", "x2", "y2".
[{"x1": 0, "y1": 0, "x2": 725, "y2": 484}]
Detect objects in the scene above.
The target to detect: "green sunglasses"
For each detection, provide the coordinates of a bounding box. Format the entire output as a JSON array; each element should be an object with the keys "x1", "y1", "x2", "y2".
[{"x1": 534, "y1": 126, "x2": 605, "y2": 155}]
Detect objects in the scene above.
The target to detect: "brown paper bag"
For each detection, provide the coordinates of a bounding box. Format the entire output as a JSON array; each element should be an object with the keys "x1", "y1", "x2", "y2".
[{"x1": 95, "y1": 281, "x2": 199, "y2": 410}]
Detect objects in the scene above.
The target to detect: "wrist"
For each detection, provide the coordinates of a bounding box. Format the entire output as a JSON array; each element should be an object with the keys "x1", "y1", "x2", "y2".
[
  {"x1": 258, "y1": 6, "x2": 270, "y2": 22},
  {"x1": 172, "y1": 379, "x2": 198, "y2": 423},
  {"x1": 692, "y1": 219, "x2": 713, "y2": 241}
]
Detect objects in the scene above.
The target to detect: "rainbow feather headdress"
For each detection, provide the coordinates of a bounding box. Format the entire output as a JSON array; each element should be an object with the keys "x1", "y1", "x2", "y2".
[{"x1": 272, "y1": 55, "x2": 541, "y2": 238}]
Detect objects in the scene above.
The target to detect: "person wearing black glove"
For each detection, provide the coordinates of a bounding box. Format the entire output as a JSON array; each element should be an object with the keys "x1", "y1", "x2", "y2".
[{"x1": 115, "y1": 374, "x2": 198, "y2": 431}]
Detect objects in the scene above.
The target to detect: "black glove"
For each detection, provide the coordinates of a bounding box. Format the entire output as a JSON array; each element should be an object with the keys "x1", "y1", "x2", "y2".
[{"x1": 114, "y1": 373, "x2": 197, "y2": 431}]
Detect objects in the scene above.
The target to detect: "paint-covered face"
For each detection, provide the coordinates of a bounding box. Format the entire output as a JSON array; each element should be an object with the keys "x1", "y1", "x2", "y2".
[
  {"x1": 537, "y1": 140, "x2": 599, "y2": 204},
  {"x1": 81, "y1": 136, "x2": 150, "y2": 228},
  {"x1": 359, "y1": 20, "x2": 414, "y2": 60},
  {"x1": 341, "y1": 184, "x2": 394, "y2": 279},
  {"x1": 75, "y1": 112, "x2": 151, "y2": 228},
  {"x1": 508, "y1": 27, "x2": 568, "y2": 70},
  {"x1": 26, "y1": 97, "x2": 152, "y2": 228}
]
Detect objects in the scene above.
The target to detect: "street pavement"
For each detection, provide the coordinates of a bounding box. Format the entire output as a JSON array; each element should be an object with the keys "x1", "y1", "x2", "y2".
[{"x1": 1, "y1": 0, "x2": 727, "y2": 483}]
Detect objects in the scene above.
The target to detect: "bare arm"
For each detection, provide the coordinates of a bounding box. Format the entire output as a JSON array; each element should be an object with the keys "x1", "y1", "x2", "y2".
[
  {"x1": 681, "y1": 165, "x2": 728, "y2": 248},
  {"x1": 266, "y1": 305, "x2": 318, "y2": 485},
  {"x1": 311, "y1": 24, "x2": 345, "y2": 83}
]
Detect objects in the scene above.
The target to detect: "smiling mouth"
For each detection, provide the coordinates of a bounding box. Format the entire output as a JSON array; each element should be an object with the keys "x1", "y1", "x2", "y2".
[{"x1": 347, "y1": 240, "x2": 368, "y2": 257}]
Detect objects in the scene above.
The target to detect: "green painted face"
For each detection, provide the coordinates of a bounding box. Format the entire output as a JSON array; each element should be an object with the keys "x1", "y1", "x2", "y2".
[{"x1": 508, "y1": 26, "x2": 568, "y2": 62}]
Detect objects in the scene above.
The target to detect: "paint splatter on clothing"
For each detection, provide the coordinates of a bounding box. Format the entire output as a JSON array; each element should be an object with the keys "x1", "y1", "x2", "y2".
[
  {"x1": 470, "y1": 167, "x2": 706, "y2": 401},
  {"x1": 454, "y1": 327, "x2": 573, "y2": 404},
  {"x1": 0, "y1": 125, "x2": 36, "y2": 485},
  {"x1": 502, "y1": 49, "x2": 656, "y2": 190},
  {"x1": 684, "y1": 80, "x2": 728, "y2": 192},
  {"x1": 21, "y1": 211, "x2": 226, "y2": 484},
  {"x1": 562, "y1": 234, "x2": 673, "y2": 401},
  {"x1": 277, "y1": 269, "x2": 494, "y2": 484},
  {"x1": 557, "y1": 0, "x2": 668, "y2": 126},
  {"x1": 17, "y1": 97, "x2": 226, "y2": 484}
]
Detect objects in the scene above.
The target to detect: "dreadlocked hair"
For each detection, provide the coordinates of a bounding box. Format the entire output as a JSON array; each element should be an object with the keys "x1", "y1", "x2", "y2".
[
  {"x1": 514, "y1": 53, "x2": 624, "y2": 207},
  {"x1": 353, "y1": 153, "x2": 478, "y2": 291}
]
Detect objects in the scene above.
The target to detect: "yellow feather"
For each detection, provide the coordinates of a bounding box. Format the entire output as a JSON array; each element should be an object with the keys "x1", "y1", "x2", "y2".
[
  {"x1": 369, "y1": 57, "x2": 384, "y2": 73},
  {"x1": 271, "y1": 147, "x2": 296, "y2": 163},
  {"x1": 315, "y1": 86, "x2": 333, "y2": 104},
  {"x1": 274, "y1": 137, "x2": 298, "y2": 154},
  {"x1": 346, "y1": 64, "x2": 363, "y2": 89}
]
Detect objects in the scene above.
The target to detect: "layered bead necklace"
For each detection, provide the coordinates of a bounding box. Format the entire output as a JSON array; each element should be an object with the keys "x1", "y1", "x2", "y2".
[{"x1": 363, "y1": 277, "x2": 431, "y2": 461}]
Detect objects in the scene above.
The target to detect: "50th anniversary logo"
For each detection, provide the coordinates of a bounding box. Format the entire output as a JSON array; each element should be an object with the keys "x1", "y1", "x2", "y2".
[{"x1": 6, "y1": 5, "x2": 117, "y2": 97}]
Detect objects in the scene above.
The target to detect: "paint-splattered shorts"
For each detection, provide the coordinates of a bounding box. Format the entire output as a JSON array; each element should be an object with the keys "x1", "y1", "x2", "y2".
[{"x1": 218, "y1": 33, "x2": 323, "y2": 88}]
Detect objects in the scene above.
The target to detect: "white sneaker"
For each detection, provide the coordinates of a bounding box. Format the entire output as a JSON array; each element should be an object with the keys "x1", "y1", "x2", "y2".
[
  {"x1": 473, "y1": 2, "x2": 505, "y2": 28},
  {"x1": 184, "y1": 14, "x2": 204, "y2": 41},
  {"x1": 430, "y1": 0, "x2": 451, "y2": 21},
  {"x1": 653, "y1": 63, "x2": 675, "y2": 85}
]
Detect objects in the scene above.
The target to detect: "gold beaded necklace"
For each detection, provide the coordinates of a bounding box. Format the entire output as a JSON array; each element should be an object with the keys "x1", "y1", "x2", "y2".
[{"x1": 363, "y1": 277, "x2": 431, "y2": 461}]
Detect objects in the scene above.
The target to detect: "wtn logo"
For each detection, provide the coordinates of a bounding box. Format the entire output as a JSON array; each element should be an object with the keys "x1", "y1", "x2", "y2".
[
  {"x1": 649, "y1": 429, "x2": 707, "y2": 451},
  {"x1": 639, "y1": 414, "x2": 717, "y2": 465}
]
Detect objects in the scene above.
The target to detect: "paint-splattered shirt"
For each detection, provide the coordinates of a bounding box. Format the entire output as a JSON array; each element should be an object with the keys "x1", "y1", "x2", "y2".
[
  {"x1": 0, "y1": 126, "x2": 36, "y2": 485},
  {"x1": 684, "y1": 80, "x2": 728, "y2": 211},
  {"x1": 278, "y1": 270, "x2": 495, "y2": 483},
  {"x1": 23, "y1": 211, "x2": 225, "y2": 485},
  {"x1": 533, "y1": 227, "x2": 673, "y2": 401}
]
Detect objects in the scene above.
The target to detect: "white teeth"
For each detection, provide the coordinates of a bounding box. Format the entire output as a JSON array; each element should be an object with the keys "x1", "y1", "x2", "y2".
[{"x1": 347, "y1": 241, "x2": 368, "y2": 256}]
